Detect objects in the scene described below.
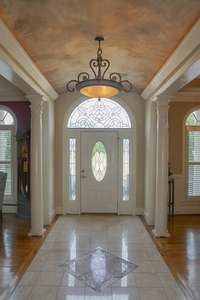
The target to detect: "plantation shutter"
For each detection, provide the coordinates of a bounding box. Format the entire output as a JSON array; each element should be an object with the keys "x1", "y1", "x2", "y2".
[
  {"x1": 0, "y1": 129, "x2": 12, "y2": 195},
  {"x1": 187, "y1": 126, "x2": 200, "y2": 197}
]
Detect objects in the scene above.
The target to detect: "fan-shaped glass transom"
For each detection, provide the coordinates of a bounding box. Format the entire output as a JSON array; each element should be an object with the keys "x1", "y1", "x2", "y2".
[
  {"x1": 68, "y1": 98, "x2": 131, "y2": 128},
  {"x1": 91, "y1": 141, "x2": 107, "y2": 182},
  {"x1": 0, "y1": 109, "x2": 14, "y2": 125},
  {"x1": 186, "y1": 110, "x2": 200, "y2": 126}
]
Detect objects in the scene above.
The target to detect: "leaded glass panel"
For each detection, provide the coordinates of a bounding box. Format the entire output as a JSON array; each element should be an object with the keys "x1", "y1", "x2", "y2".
[
  {"x1": 123, "y1": 139, "x2": 130, "y2": 201},
  {"x1": 69, "y1": 138, "x2": 76, "y2": 200},
  {"x1": 91, "y1": 141, "x2": 107, "y2": 182},
  {"x1": 68, "y1": 98, "x2": 131, "y2": 128}
]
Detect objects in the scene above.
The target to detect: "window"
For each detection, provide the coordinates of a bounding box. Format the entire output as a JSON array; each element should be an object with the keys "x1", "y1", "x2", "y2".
[
  {"x1": 0, "y1": 107, "x2": 16, "y2": 203},
  {"x1": 123, "y1": 139, "x2": 130, "y2": 201},
  {"x1": 69, "y1": 138, "x2": 76, "y2": 200},
  {"x1": 186, "y1": 110, "x2": 200, "y2": 197},
  {"x1": 0, "y1": 130, "x2": 12, "y2": 195},
  {"x1": 68, "y1": 98, "x2": 131, "y2": 128}
]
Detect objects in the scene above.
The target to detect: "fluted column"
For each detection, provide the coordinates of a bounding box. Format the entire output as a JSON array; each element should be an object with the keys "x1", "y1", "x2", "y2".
[
  {"x1": 153, "y1": 97, "x2": 170, "y2": 237},
  {"x1": 28, "y1": 95, "x2": 44, "y2": 236},
  {"x1": 144, "y1": 100, "x2": 157, "y2": 225}
]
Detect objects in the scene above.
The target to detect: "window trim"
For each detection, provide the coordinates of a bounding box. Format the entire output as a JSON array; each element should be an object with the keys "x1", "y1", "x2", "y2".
[{"x1": 185, "y1": 125, "x2": 200, "y2": 200}]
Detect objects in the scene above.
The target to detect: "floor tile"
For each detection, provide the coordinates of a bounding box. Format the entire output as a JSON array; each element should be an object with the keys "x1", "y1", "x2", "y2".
[
  {"x1": 57, "y1": 287, "x2": 85, "y2": 300},
  {"x1": 112, "y1": 287, "x2": 139, "y2": 300},
  {"x1": 9, "y1": 286, "x2": 33, "y2": 300},
  {"x1": 138, "y1": 287, "x2": 168, "y2": 300},
  {"x1": 134, "y1": 273, "x2": 162, "y2": 287},
  {"x1": 19, "y1": 272, "x2": 38, "y2": 286},
  {"x1": 29, "y1": 286, "x2": 58, "y2": 300},
  {"x1": 9, "y1": 216, "x2": 186, "y2": 300},
  {"x1": 34, "y1": 271, "x2": 64, "y2": 286},
  {"x1": 164, "y1": 286, "x2": 187, "y2": 300},
  {"x1": 85, "y1": 287, "x2": 112, "y2": 299}
]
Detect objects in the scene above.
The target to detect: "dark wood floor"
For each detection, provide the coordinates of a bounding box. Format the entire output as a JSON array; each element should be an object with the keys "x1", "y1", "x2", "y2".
[
  {"x1": 0, "y1": 214, "x2": 54, "y2": 300},
  {"x1": 144, "y1": 215, "x2": 200, "y2": 300}
]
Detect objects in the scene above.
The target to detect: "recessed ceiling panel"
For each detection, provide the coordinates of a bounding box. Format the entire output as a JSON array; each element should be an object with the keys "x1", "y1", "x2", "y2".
[{"x1": 0, "y1": 0, "x2": 200, "y2": 94}]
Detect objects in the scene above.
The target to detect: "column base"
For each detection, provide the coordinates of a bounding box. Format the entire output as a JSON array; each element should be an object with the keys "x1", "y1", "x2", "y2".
[
  {"x1": 152, "y1": 228, "x2": 170, "y2": 238},
  {"x1": 28, "y1": 228, "x2": 46, "y2": 237}
]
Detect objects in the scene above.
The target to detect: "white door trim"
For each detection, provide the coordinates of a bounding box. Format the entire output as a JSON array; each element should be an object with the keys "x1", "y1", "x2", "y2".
[{"x1": 63, "y1": 127, "x2": 136, "y2": 215}]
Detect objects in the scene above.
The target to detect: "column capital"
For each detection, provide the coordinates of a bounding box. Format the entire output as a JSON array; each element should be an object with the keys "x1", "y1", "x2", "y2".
[
  {"x1": 153, "y1": 94, "x2": 173, "y2": 105},
  {"x1": 27, "y1": 94, "x2": 44, "y2": 115},
  {"x1": 26, "y1": 94, "x2": 44, "y2": 103}
]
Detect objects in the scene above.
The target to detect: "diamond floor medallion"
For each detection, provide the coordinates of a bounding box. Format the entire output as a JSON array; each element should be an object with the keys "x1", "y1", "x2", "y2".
[{"x1": 61, "y1": 247, "x2": 138, "y2": 291}]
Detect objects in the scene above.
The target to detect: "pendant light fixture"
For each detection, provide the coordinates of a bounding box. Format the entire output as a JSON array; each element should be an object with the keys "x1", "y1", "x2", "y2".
[{"x1": 66, "y1": 36, "x2": 132, "y2": 98}]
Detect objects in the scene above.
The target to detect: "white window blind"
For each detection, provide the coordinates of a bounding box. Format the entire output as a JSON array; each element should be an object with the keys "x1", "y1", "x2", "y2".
[
  {"x1": 187, "y1": 128, "x2": 200, "y2": 197},
  {"x1": 0, "y1": 130, "x2": 12, "y2": 195}
]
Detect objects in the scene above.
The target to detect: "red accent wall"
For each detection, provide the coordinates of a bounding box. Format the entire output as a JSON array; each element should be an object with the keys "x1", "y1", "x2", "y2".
[{"x1": 0, "y1": 102, "x2": 30, "y2": 135}]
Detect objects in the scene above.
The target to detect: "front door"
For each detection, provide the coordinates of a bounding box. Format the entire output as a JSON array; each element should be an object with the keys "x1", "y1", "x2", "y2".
[{"x1": 81, "y1": 131, "x2": 118, "y2": 213}]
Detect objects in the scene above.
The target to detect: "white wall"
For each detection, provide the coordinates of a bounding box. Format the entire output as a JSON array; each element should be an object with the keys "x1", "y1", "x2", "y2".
[{"x1": 55, "y1": 92, "x2": 145, "y2": 214}]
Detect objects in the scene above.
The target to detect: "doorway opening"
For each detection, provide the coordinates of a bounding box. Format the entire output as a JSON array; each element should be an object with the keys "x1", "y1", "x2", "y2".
[{"x1": 63, "y1": 98, "x2": 135, "y2": 215}]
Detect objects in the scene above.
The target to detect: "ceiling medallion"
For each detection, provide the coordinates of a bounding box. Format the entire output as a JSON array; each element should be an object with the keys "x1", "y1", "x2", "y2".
[{"x1": 66, "y1": 36, "x2": 133, "y2": 98}]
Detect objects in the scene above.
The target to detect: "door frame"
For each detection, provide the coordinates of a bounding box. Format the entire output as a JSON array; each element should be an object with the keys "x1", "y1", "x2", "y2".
[{"x1": 63, "y1": 127, "x2": 136, "y2": 215}]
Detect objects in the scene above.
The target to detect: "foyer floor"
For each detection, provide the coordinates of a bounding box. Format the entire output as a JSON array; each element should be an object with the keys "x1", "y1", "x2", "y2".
[{"x1": 8, "y1": 215, "x2": 187, "y2": 300}]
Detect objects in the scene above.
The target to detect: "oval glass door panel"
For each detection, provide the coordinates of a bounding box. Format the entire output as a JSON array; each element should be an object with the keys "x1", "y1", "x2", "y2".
[{"x1": 91, "y1": 141, "x2": 107, "y2": 182}]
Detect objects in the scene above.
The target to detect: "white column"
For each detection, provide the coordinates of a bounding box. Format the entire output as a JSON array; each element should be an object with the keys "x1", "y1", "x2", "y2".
[
  {"x1": 28, "y1": 95, "x2": 44, "y2": 236},
  {"x1": 144, "y1": 100, "x2": 157, "y2": 225},
  {"x1": 42, "y1": 100, "x2": 55, "y2": 225},
  {"x1": 153, "y1": 97, "x2": 170, "y2": 237}
]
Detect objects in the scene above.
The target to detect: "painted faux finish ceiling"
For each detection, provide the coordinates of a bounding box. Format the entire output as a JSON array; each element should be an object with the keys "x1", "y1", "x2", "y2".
[{"x1": 0, "y1": 0, "x2": 200, "y2": 94}]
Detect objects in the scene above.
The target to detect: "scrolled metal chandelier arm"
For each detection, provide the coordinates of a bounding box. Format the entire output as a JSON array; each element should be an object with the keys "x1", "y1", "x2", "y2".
[
  {"x1": 121, "y1": 80, "x2": 133, "y2": 92},
  {"x1": 66, "y1": 36, "x2": 133, "y2": 97},
  {"x1": 66, "y1": 80, "x2": 78, "y2": 92}
]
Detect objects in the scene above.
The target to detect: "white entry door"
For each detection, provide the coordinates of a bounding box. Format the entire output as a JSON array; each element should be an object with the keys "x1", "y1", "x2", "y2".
[{"x1": 81, "y1": 131, "x2": 118, "y2": 213}]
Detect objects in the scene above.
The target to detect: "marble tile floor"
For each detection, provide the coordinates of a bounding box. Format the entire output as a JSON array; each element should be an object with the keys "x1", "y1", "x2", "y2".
[
  {"x1": 62, "y1": 247, "x2": 138, "y2": 291},
  {"x1": 9, "y1": 215, "x2": 188, "y2": 300}
]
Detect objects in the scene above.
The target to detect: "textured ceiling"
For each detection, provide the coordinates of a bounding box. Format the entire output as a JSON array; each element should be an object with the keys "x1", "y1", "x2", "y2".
[{"x1": 0, "y1": 0, "x2": 200, "y2": 94}]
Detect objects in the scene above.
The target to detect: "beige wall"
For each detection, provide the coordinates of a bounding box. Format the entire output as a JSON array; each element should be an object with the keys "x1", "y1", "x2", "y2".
[
  {"x1": 55, "y1": 92, "x2": 145, "y2": 214},
  {"x1": 169, "y1": 100, "x2": 200, "y2": 174}
]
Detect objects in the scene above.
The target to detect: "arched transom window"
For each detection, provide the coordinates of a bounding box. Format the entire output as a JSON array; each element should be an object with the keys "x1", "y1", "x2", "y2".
[
  {"x1": 68, "y1": 98, "x2": 131, "y2": 128},
  {"x1": 185, "y1": 109, "x2": 200, "y2": 198},
  {"x1": 0, "y1": 109, "x2": 15, "y2": 125}
]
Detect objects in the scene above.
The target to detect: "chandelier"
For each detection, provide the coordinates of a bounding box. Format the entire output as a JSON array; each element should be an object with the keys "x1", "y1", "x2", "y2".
[{"x1": 66, "y1": 36, "x2": 133, "y2": 98}]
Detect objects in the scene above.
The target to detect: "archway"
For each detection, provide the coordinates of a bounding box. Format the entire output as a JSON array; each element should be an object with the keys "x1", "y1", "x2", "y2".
[{"x1": 63, "y1": 97, "x2": 136, "y2": 215}]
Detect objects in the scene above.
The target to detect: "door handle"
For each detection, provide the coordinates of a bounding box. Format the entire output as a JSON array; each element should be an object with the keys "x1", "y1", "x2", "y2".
[{"x1": 81, "y1": 175, "x2": 87, "y2": 179}]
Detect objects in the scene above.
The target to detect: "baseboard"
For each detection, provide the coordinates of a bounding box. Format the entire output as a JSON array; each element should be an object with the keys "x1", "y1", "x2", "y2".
[
  {"x1": 56, "y1": 206, "x2": 144, "y2": 216},
  {"x1": 136, "y1": 207, "x2": 144, "y2": 215},
  {"x1": 2, "y1": 205, "x2": 17, "y2": 213}
]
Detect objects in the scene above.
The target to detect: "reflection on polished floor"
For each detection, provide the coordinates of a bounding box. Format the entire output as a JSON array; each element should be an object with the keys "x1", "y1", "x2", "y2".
[
  {"x1": 149, "y1": 215, "x2": 200, "y2": 300},
  {"x1": 9, "y1": 215, "x2": 187, "y2": 300},
  {"x1": 0, "y1": 214, "x2": 51, "y2": 300}
]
